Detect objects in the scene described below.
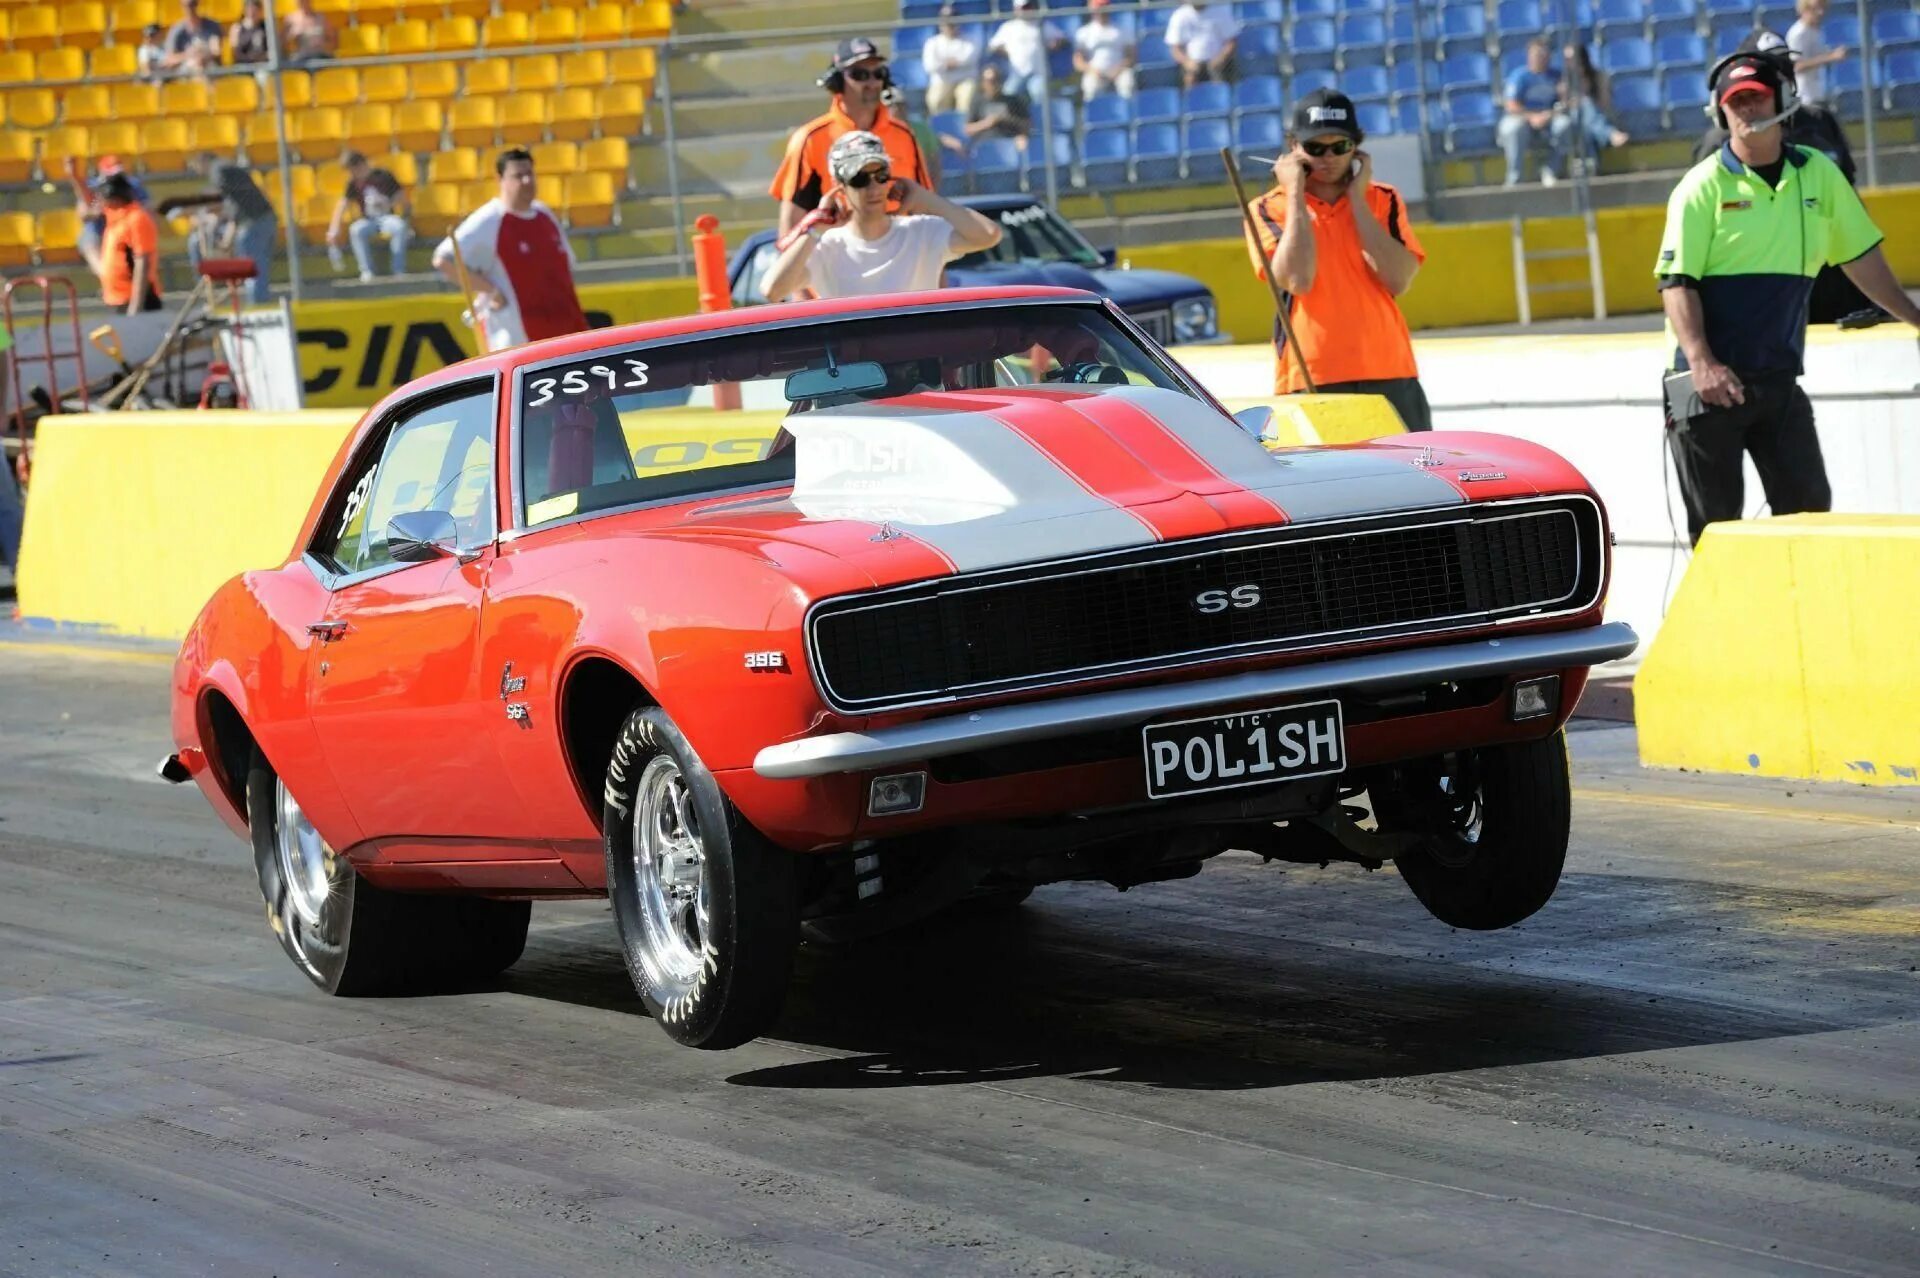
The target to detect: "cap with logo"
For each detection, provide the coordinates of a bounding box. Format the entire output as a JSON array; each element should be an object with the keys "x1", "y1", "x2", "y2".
[
  {"x1": 827, "y1": 130, "x2": 891, "y2": 186},
  {"x1": 1291, "y1": 88, "x2": 1363, "y2": 142},
  {"x1": 831, "y1": 36, "x2": 884, "y2": 70},
  {"x1": 1716, "y1": 57, "x2": 1781, "y2": 104}
]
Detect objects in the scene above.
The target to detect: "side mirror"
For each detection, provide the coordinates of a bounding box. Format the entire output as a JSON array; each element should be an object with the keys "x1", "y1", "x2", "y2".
[
  {"x1": 1232, "y1": 405, "x2": 1275, "y2": 441},
  {"x1": 387, "y1": 509, "x2": 460, "y2": 563},
  {"x1": 1099, "y1": 246, "x2": 1118, "y2": 267}
]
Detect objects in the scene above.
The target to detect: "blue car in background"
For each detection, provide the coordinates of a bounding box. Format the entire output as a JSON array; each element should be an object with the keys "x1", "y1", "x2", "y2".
[{"x1": 727, "y1": 194, "x2": 1224, "y2": 345}]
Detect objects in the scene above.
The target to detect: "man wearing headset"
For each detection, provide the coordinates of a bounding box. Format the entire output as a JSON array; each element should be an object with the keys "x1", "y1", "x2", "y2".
[
  {"x1": 1656, "y1": 49, "x2": 1920, "y2": 544},
  {"x1": 771, "y1": 36, "x2": 935, "y2": 241}
]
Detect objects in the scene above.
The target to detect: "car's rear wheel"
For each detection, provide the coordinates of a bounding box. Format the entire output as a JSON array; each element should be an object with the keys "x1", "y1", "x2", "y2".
[
  {"x1": 247, "y1": 750, "x2": 530, "y2": 994},
  {"x1": 603, "y1": 706, "x2": 798, "y2": 1049},
  {"x1": 1377, "y1": 731, "x2": 1570, "y2": 931}
]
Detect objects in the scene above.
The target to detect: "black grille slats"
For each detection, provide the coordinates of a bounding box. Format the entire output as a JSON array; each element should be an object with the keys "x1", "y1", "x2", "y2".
[{"x1": 813, "y1": 504, "x2": 1591, "y2": 710}]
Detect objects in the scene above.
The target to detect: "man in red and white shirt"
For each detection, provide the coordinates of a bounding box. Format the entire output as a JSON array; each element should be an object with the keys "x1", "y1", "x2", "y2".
[{"x1": 432, "y1": 148, "x2": 588, "y2": 351}]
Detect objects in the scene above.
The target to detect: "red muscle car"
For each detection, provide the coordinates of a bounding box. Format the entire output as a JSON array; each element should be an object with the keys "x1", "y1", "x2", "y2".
[{"x1": 164, "y1": 287, "x2": 1636, "y2": 1049}]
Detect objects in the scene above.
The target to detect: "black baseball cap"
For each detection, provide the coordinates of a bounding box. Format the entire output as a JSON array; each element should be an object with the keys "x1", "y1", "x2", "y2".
[
  {"x1": 831, "y1": 36, "x2": 885, "y2": 70},
  {"x1": 1291, "y1": 88, "x2": 1364, "y2": 142}
]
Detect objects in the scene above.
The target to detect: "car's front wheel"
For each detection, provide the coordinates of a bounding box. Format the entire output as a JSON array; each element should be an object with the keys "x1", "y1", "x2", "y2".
[
  {"x1": 1376, "y1": 731, "x2": 1571, "y2": 931},
  {"x1": 247, "y1": 750, "x2": 530, "y2": 994},
  {"x1": 603, "y1": 706, "x2": 798, "y2": 1049}
]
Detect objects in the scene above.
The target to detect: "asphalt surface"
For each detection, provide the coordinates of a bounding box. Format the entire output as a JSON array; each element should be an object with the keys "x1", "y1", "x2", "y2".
[{"x1": 3, "y1": 642, "x2": 1918, "y2": 1277}]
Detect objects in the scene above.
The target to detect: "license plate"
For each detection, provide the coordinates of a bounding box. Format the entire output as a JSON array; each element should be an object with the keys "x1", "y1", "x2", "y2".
[{"x1": 1142, "y1": 700, "x2": 1346, "y2": 800}]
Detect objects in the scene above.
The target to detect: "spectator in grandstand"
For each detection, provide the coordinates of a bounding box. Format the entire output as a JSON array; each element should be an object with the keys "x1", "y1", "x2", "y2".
[
  {"x1": 1551, "y1": 43, "x2": 1630, "y2": 174},
  {"x1": 1242, "y1": 89, "x2": 1430, "y2": 430},
  {"x1": 1499, "y1": 38, "x2": 1563, "y2": 186},
  {"x1": 73, "y1": 157, "x2": 150, "y2": 277},
  {"x1": 1786, "y1": 0, "x2": 1847, "y2": 106},
  {"x1": 922, "y1": 4, "x2": 980, "y2": 116},
  {"x1": 1074, "y1": 0, "x2": 1137, "y2": 102},
  {"x1": 1166, "y1": 2, "x2": 1240, "y2": 89},
  {"x1": 282, "y1": 0, "x2": 336, "y2": 64},
  {"x1": 1655, "y1": 49, "x2": 1920, "y2": 544},
  {"x1": 964, "y1": 63, "x2": 1032, "y2": 150},
  {"x1": 433, "y1": 148, "x2": 588, "y2": 351},
  {"x1": 164, "y1": 0, "x2": 222, "y2": 76},
  {"x1": 988, "y1": 0, "x2": 1061, "y2": 104},
  {"x1": 182, "y1": 152, "x2": 278, "y2": 303},
  {"x1": 136, "y1": 22, "x2": 170, "y2": 81},
  {"x1": 329, "y1": 152, "x2": 413, "y2": 282},
  {"x1": 97, "y1": 175, "x2": 164, "y2": 317},
  {"x1": 228, "y1": 0, "x2": 270, "y2": 65},
  {"x1": 772, "y1": 37, "x2": 934, "y2": 240},
  {"x1": 759, "y1": 131, "x2": 1000, "y2": 303}
]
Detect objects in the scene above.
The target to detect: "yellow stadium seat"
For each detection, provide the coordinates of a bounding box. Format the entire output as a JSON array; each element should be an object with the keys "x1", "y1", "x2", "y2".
[
  {"x1": 0, "y1": 134, "x2": 35, "y2": 184},
  {"x1": 111, "y1": 82, "x2": 161, "y2": 119},
  {"x1": 628, "y1": 0, "x2": 672, "y2": 39},
  {"x1": 407, "y1": 60, "x2": 458, "y2": 100},
  {"x1": 285, "y1": 164, "x2": 318, "y2": 204},
  {"x1": 512, "y1": 53, "x2": 558, "y2": 93},
  {"x1": 448, "y1": 96, "x2": 498, "y2": 148},
  {"x1": 393, "y1": 99, "x2": 444, "y2": 151},
  {"x1": 361, "y1": 63, "x2": 407, "y2": 104},
  {"x1": 288, "y1": 107, "x2": 345, "y2": 161},
  {"x1": 441, "y1": 0, "x2": 489, "y2": 20},
  {"x1": 558, "y1": 49, "x2": 607, "y2": 89},
  {"x1": 343, "y1": 102, "x2": 392, "y2": 153},
  {"x1": 464, "y1": 59, "x2": 509, "y2": 95},
  {"x1": 350, "y1": 0, "x2": 401, "y2": 26},
  {"x1": 57, "y1": 2, "x2": 108, "y2": 48},
  {"x1": 0, "y1": 52, "x2": 31, "y2": 84},
  {"x1": 562, "y1": 172, "x2": 615, "y2": 228},
  {"x1": 212, "y1": 75, "x2": 261, "y2": 115},
  {"x1": 298, "y1": 192, "x2": 336, "y2": 239},
  {"x1": 271, "y1": 71, "x2": 313, "y2": 111},
  {"x1": 499, "y1": 94, "x2": 547, "y2": 144},
  {"x1": 458, "y1": 178, "x2": 495, "y2": 210},
  {"x1": 0, "y1": 213, "x2": 36, "y2": 269},
  {"x1": 412, "y1": 183, "x2": 462, "y2": 236},
  {"x1": 429, "y1": 16, "x2": 476, "y2": 50},
  {"x1": 596, "y1": 83, "x2": 646, "y2": 139},
  {"x1": 530, "y1": 8, "x2": 576, "y2": 43},
  {"x1": 62, "y1": 84, "x2": 115, "y2": 125},
  {"x1": 372, "y1": 150, "x2": 417, "y2": 187},
  {"x1": 200, "y1": 0, "x2": 239, "y2": 23},
  {"x1": 91, "y1": 120, "x2": 138, "y2": 161},
  {"x1": 383, "y1": 17, "x2": 428, "y2": 54},
  {"x1": 548, "y1": 87, "x2": 596, "y2": 141},
  {"x1": 428, "y1": 146, "x2": 480, "y2": 185},
  {"x1": 608, "y1": 46, "x2": 657, "y2": 85},
  {"x1": 239, "y1": 112, "x2": 282, "y2": 163},
  {"x1": 35, "y1": 47, "x2": 86, "y2": 80},
  {"x1": 36, "y1": 207, "x2": 82, "y2": 264},
  {"x1": 89, "y1": 43, "x2": 136, "y2": 75},
  {"x1": 106, "y1": 0, "x2": 155, "y2": 39},
  {"x1": 495, "y1": 0, "x2": 542, "y2": 14},
  {"x1": 531, "y1": 140, "x2": 578, "y2": 175},
  {"x1": 310, "y1": 0, "x2": 351, "y2": 21},
  {"x1": 10, "y1": 7, "x2": 60, "y2": 53},
  {"x1": 187, "y1": 114, "x2": 240, "y2": 158},
  {"x1": 579, "y1": 135, "x2": 629, "y2": 182},
  {"x1": 580, "y1": 4, "x2": 622, "y2": 42},
  {"x1": 153, "y1": 78, "x2": 206, "y2": 119},
  {"x1": 312, "y1": 67, "x2": 361, "y2": 107},
  {"x1": 480, "y1": 12, "x2": 529, "y2": 47},
  {"x1": 534, "y1": 173, "x2": 563, "y2": 209},
  {"x1": 38, "y1": 128, "x2": 92, "y2": 177},
  {"x1": 6, "y1": 89, "x2": 59, "y2": 132},
  {"x1": 139, "y1": 116, "x2": 191, "y2": 171},
  {"x1": 335, "y1": 23, "x2": 381, "y2": 58}
]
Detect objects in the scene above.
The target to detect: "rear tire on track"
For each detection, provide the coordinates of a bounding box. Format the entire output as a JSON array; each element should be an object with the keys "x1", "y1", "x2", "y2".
[{"x1": 247, "y1": 751, "x2": 530, "y2": 995}]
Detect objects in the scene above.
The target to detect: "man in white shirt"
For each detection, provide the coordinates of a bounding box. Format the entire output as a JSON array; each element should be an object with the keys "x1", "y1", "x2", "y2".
[
  {"x1": 1166, "y1": 2, "x2": 1241, "y2": 89},
  {"x1": 760, "y1": 131, "x2": 1002, "y2": 302},
  {"x1": 1786, "y1": 0, "x2": 1847, "y2": 105},
  {"x1": 989, "y1": 0, "x2": 1060, "y2": 104},
  {"x1": 922, "y1": 3, "x2": 980, "y2": 115},
  {"x1": 1074, "y1": 0, "x2": 1136, "y2": 101},
  {"x1": 432, "y1": 148, "x2": 588, "y2": 351}
]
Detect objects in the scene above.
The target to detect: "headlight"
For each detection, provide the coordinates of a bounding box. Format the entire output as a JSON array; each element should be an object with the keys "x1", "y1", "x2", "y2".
[{"x1": 1171, "y1": 297, "x2": 1218, "y2": 343}]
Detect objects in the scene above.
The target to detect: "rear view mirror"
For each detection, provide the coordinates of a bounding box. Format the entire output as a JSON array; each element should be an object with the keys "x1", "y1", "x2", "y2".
[
  {"x1": 785, "y1": 360, "x2": 889, "y2": 403},
  {"x1": 387, "y1": 509, "x2": 459, "y2": 563}
]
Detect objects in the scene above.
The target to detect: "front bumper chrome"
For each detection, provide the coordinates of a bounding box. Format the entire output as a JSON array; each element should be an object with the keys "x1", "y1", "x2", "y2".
[{"x1": 752, "y1": 622, "x2": 1638, "y2": 780}]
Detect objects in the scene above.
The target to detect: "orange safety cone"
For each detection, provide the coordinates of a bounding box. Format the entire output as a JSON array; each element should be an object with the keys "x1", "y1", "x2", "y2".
[{"x1": 690, "y1": 214, "x2": 741, "y2": 411}]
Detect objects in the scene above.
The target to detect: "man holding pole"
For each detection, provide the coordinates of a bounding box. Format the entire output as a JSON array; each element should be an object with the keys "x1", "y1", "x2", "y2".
[
  {"x1": 1240, "y1": 89, "x2": 1431, "y2": 430},
  {"x1": 432, "y1": 148, "x2": 587, "y2": 351}
]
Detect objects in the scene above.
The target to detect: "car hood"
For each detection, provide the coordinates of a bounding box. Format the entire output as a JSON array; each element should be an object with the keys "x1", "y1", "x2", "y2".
[
  {"x1": 666, "y1": 388, "x2": 1540, "y2": 588},
  {"x1": 953, "y1": 262, "x2": 1210, "y2": 307}
]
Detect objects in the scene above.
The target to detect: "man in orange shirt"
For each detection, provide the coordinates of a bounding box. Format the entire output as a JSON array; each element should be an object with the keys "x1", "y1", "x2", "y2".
[
  {"x1": 771, "y1": 36, "x2": 934, "y2": 240},
  {"x1": 1243, "y1": 89, "x2": 1431, "y2": 430},
  {"x1": 97, "y1": 173, "x2": 164, "y2": 317}
]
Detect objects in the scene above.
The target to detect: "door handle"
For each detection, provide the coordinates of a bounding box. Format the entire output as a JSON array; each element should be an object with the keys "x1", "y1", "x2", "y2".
[{"x1": 306, "y1": 620, "x2": 349, "y2": 642}]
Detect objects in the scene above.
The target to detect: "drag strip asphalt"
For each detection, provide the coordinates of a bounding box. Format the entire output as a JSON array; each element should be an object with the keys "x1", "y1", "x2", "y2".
[{"x1": 2, "y1": 644, "x2": 1917, "y2": 1276}]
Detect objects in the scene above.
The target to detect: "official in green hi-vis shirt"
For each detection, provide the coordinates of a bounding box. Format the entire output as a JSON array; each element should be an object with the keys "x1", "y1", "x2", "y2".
[{"x1": 1654, "y1": 48, "x2": 1920, "y2": 545}]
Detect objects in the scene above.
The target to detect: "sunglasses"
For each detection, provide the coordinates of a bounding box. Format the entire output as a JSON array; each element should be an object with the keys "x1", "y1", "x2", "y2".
[
  {"x1": 1301, "y1": 138, "x2": 1357, "y2": 157},
  {"x1": 843, "y1": 66, "x2": 888, "y2": 82},
  {"x1": 845, "y1": 167, "x2": 892, "y2": 189}
]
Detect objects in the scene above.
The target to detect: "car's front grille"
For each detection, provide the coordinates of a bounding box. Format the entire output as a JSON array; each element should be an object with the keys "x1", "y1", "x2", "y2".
[
  {"x1": 808, "y1": 500, "x2": 1602, "y2": 712},
  {"x1": 1130, "y1": 309, "x2": 1173, "y2": 344}
]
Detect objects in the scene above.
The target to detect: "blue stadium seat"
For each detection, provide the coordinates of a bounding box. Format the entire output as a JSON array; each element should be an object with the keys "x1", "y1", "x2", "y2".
[
  {"x1": 1185, "y1": 117, "x2": 1232, "y2": 179},
  {"x1": 1233, "y1": 74, "x2": 1285, "y2": 113},
  {"x1": 970, "y1": 139, "x2": 1023, "y2": 194},
  {"x1": 1437, "y1": 3, "x2": 1489, "y2": 53},
  {"x1": 1338, "y1": 13, "x2": 1387, "y2": 50},
  {"x1": 895, "y1": 25, "x2": 934, "y2": 60},
  {"x1": 1875, "y1": 10, "x2": 1920, "y2": 53},
  {"x1": 1655, "y1": 31, "x2": 1707, "y2": 70},
  {"x1": 1661, "y1": 67, "x2": 1710, "y2": 122},
  {"x1": 1355, "y1": 100, "x2": 1394, "y2": 134},
  {"x1": 1187, "y1": 81, "x2": 1233, "y2": 117},
  {"x1": 1439, "y1": 51, "x2": 1494, "y2": 91},
  {"x1": 1135, "y1": 30, "x2": 1174, "y2": 68},
  {"x1": 1235, "y1": 111, "x2": 1285, "y2": 151},
  {"x1": 1494, "y1": 0, "x2": 1542, "y2": 54},
  {"x1": 1601, "y1": 36, "x2": 1655, "y2": 73},
  {"x1": 946, "y1": 0, "x2": 989, "y2": 14},
  {"x1": 1290, "y1": 18, "x2": 1338, "y2": 68},
  {"x1": 1595, "y1": 0, "x2": 1648, "y2": 34},
  {"x1": 1386, "y1": 6, "x2": 1434, "y2": 56},
  {"x1": 1345, "y1": 63, "x2": 1391, "y2": 101},
  {"x1": 1887, "y1": 48, "x2": 1920, "y2": 111},
  {"x1": 1234, "y1": 0, "x2": 1285, "y2": 21},
  {"x1": 1134, "y1": 122, "x2": 1182, "y2": 183},
  {"x1": 1340, "y1": 0, "x2": 1386, "y2": 12},
  {"x1": 1029, "y1": 130, "x2": 1073, "y2": 181},
  {"x1": 1499, "y1": 46, "x2": 1536, "y2": 81},
  {"x1": 1044, "y1": 96, "x2": 1075, "y2": 135},
  {"x1": 1292, "y1": 66, "x2": 1339, "y2": 97},
  {"x1": 1292, "y1": 0, "x2": 1337, "y2": 15},
  {"x1": 1444, "y1": 93, "x2": 1498, "y2": 151},
  {"x1": 1395, "y1": 96, "x2": 1427, "y2": 134},
  {"x1": 893, "y1": 58, "x2": 929, "y2": 93},
  {"x1": 930, "y1": 110, "x2": 967, "y2": 146},
  {"x1": 1822, "y1": 14, "x2": 1860, "y2": 48},
  {"x1": 1711, "y1": 22, "x2": 1750, "y2": 56},
  {"x1": 901, "y1": 0, "x2": 944, "y2": 20},
  {"x1": 1084, "y1": 93, "x2": 1133, "y2": 128},
  {"x1": 1081, "y1": 126, "x2": 1131, "y2": 187},
  {"x1": 1648, "y1": 0, "x2": 1699, "y2": 39},
  {"x1": 1755, "y1": 2, "x2": 1796, "y2": 33},
  {"x1": 1391, "y1": 58, "x2": 1426, "y2": 97},
  {"x1": 1136, "y1": 86, "x2": 1181, "y2": 122},
  {"x1": 1826, "y1": 57, "x2": 1864, "y2": 116},
  {"x1": 1611, "y1": 72, "x2": 1663, "y2": 133},
  {"x1": 1239, "y1": 23, "x2": 1283, "y2": 63}
]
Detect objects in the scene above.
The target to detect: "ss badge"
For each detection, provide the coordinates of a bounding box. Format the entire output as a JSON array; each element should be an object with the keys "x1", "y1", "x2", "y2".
[{"x1": 1194, "y1": 584, "x2": 1262, "y2": 614}]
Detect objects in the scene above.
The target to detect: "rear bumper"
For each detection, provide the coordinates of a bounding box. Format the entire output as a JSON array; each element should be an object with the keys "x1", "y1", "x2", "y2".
[{"x1": 753, "y1": 622, "x2": 1638, "y2": 780}]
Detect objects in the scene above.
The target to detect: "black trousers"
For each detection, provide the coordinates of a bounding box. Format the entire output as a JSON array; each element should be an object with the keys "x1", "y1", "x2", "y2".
[
  {"x1": 1317, "y1": 376, "x2": 1433, "y2": 432},
  {"x1": 1665, "y1": 379, "x2": 1830, "y2": 546}
]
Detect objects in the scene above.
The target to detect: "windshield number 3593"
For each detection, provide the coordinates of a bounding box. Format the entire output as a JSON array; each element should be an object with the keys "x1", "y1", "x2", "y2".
[{"x1": 527, "y1": 360, "x2": 650, "y2": 408}]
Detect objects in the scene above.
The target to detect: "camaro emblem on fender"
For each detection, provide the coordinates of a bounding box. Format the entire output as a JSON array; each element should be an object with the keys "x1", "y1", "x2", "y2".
[
  {"x1": 1194, "y1": 585, "x2": 1262, "y2": 614},
  {"x1": 500, "y1": 662, "x2": 531, "y2": 728},
  {"x1": 1457, "y1": 469, "x2": 1507, "y2": 482}
]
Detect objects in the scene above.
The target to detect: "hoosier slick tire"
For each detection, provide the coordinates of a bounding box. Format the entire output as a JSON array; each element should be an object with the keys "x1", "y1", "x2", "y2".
[
  {"x1": 1385, "y1": 730, "x2": 1571, "y2": 932},
  {"x1": 247, "y1": 751, "x2": 531, "y2": 996},
  {"x1": 603, "y1": 706, "x2": 799, "y2": 1050}
]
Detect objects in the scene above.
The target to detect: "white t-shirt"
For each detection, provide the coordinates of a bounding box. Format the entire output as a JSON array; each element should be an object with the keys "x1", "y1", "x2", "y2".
[
  {"x1": 434, "y1": 197, "x2": 578, "y2": 351},
  {"x1": 990, "y1": 17, "x2": 1047, "y2": 78},
  {"x1": 1786, "y1": 19, "x2": 1830, "y2": 104},
  {"x1": 1073, "y1": 20, "x2": 1132, "y2": 76},
  {"x1": 922, "y1": 31, "x2": 978, "y2": 79},
  {"x1": 1166, "y1": 4, "x2": 1241, "y2": 63},
  {"x1": 781, "y1": 215, "x2": 958, "y2": 300}
]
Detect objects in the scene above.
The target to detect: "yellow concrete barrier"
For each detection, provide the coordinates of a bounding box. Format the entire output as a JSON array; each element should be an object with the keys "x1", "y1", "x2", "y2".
[
  {"x1": 1636, "y1": 515, "x2": 1920, "y2": 787},
  {"x1": 1260, "y1": 393, "x2": 1410, "y2": 445}
]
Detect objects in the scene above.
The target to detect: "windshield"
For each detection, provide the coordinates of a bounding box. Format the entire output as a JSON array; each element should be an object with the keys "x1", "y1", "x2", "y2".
[
  {"x1": 515, "y1": 302, "x2": 1194, "y2": 528},
  {"x1": 952, "y1": 204, "x2": 1104, "y2": 270}
]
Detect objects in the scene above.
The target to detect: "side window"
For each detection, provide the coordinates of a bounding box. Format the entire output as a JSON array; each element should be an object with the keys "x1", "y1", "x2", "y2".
[{"x1": 314, "y1": 388, "x2": 496, "y2": 577}]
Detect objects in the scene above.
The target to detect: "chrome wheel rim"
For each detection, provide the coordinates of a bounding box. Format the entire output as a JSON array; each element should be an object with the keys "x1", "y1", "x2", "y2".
[
  {"x1": 274, "y1": 778, "x2": 331, "y2": 927},
  {"x1": 632, "y1": 755, "x2": 710, "y2": 990}
]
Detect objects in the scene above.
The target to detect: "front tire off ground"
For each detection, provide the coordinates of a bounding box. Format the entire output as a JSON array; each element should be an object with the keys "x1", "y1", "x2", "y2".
[
  {"x1": 1380, "y1": 730, "x2": 1571, "y2": 931},
  {"x1": 603, "y1": 706, "x2": 799, "y2": 1050},
  {"x1": 247, "y1": 750, "x2": 531, "y2": 995}
]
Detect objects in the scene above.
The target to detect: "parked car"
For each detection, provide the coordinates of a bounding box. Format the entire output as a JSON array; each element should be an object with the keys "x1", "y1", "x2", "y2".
[
  {"x1": 165, "y1": 286, "x2": 1635, "y2": 1049},
  {"x1": 728, "y1": 194, "x2": 1225, "y2": 345}
]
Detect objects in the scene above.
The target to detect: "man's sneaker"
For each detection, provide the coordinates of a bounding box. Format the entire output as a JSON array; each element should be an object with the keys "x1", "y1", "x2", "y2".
[
  {"x1": 358, "y1": 270, "x2": 376, "y2": 284},
  {"x1": 1540, "y1": 169, "x2": 1559, "y2": 187}
]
